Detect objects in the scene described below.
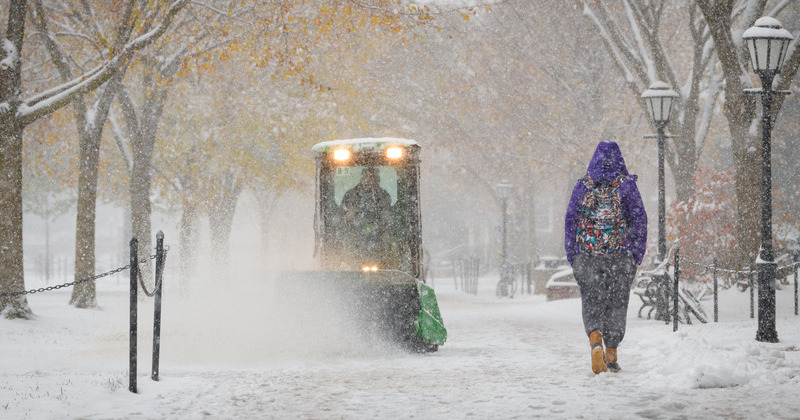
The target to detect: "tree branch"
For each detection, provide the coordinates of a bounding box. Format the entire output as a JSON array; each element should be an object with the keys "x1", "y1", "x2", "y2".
[{"x1": 16, "y1": 0, "x2": 189, "y2": 126}]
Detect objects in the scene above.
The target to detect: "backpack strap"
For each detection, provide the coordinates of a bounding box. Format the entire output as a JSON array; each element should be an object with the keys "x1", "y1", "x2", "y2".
[
  {"x1": 610, "y1": 174, "x2": 626, "y2": 189},
  {"x1": 611, "y1": 174, "x2": 637, "y2": 189},
  {"x1": 582, "y1": 174, "x2": 637, "y2": 190},
  {"x1": 580, "y1": 175, "x2": 594, "y2": 190}
]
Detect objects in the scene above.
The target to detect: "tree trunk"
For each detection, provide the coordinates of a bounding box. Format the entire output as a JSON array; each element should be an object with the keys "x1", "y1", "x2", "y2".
[
  {"x1": 0, "y1": 0, "x2": 33, "y2": 319},
  {"x1": 209, "y1": 180, "x2": 242, "y2": 276},
  {"x1": 718, "y1": 76, "x2": 761, "y2": 266},
  {"x1": 0, "y1": 120, "x2": 33, "y2": 319},
  {"x1": 694, "y1": 0, "x2": 763, "y2": 266},
  {"x1": 70, "y1": 82, "x2": 120, "y2": 307},
  {"x1": 179, "y1": 200, "x2": 198, "y2": 292},
  {"x1": 70, "y1": 124, "x2": 102, "y2": 308},
  {"x1": 29, "y1": 0, "x2": 132, "y2": 308},
  {"x1": 256, "y1": 191, "x2": 277, "y2": 255},
  {"x1": 121, "y1": 80, "x2": 168, "y2": 284},
  {"x1": 130, "y1": 127, "x2": 156, "y2": 281},
  {"x1": 672, "y1": 135, "x2": 698, "y2": 203},
  {"x1": 731, "y1": 118, "x2": 762, "y2": 265},
  {"x1": 522, "y1": 174, "x2": 538, "y2": 264}
]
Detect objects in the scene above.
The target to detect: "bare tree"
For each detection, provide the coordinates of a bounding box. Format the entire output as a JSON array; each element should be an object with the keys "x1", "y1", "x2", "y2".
[
  {"x1": 29, "y1": 0, "x2": 139, "y2": 308},
  {"x1": 0, "y1": 0, "x2": 188, "y2": 319},
  {"x1": 112, "y1": 1, "x2": 250, "y2": 285},
  {"x1": 576, "y1": 1, "x2": 725, "y2": 202}
]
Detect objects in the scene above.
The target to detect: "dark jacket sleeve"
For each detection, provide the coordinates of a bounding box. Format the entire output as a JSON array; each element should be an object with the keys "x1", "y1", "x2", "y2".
[
  {"x1": 620, "y1": 177, "x2": 647, "y2": 265},
  {"x1": 564, "y1": 182, "x2": 586, "y2": 266}
]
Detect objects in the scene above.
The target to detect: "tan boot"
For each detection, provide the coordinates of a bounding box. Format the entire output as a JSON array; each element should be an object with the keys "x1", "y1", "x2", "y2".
[
  {"x1": 606, "y1": 347, "x2": 620, "y2": 372},
  {"x1": 589, "y1": 330, "x2": 606, "y2": 374}
]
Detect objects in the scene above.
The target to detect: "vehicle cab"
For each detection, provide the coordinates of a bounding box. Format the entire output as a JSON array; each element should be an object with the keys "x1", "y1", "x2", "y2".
[{"x1": 312, "y1": 138, "x2": 423, "y2": 279}]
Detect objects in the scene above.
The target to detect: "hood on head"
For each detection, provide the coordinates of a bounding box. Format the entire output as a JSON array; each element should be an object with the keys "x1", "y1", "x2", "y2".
[{"x1": 586, "y1": 141, "x2": 629, "y2": 181}]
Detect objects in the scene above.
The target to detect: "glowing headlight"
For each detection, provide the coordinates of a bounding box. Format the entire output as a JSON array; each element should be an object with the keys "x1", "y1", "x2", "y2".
[
  {"x1": 385, "y1": 146, "x2": 403, "y2": 160},
  {"x1": 333, "y1": 148, "x2": 351, "y2": 162},
  {"x1": 361, "y1": 265, "x2": 379, "y2": 272}
]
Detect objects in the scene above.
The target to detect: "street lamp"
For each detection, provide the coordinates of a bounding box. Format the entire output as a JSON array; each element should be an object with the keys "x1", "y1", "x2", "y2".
[
  {"x1": 743, "y1": 16, "x2": 793, "y2": 343},
  {"x1": 496, "y1": 180, "x2": 513, "y2": 297},
  {"x1": 642, "y1": 81, "x2": 678, "y2": 264}
]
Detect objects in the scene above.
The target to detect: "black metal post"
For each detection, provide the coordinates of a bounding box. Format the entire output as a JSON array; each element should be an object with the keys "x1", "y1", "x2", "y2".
[
  {"x1": 460, "y1": 260, "x2": 464, "y2": 290},
  {"x1": 663, "y1": 276, "x2": 670, "y2": 325},
  {"x1": 452, "y1": 258, "x2": 457, "y2": 289},
  {"x1": 527, "y1": 261, "x2": 532, "y2": 294},
  {"x1": 755, "y1": 72, "x2": 779, "y2": 343},
  {"x1": 713, "y1": 254, "x2": 718, "y2": 323},
  {"x1": 750, "y1": 259, "x2": 755, "y2": 320},
  {"x1": 656, "y1": 122, "x2": 667, "y2": 263},
  {"x1": 497, "y1": 196, "x2": 511, "y2": 297},
  {"x1": 794, "y1": 259, "x2": 798, "y2": 316},
  {"x1": 129, "y1": 237, "x2": 138, "y2": 394},
  {"x1": 152, "y1": 231, "x2": 164, "y2": 381},
  {"x1": 673, "y1": 248, "x2": 680, "y2": 332},
  {"x1": 476, "y1": 259, "x2": 480, "y2": 295},
  {"x1": 501, "y1": 197, "x2": 508, "y2": 268}
]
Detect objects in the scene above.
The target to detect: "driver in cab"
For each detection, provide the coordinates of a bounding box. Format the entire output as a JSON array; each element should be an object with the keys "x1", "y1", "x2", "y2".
[{"x1": 340, "y1": 167, "x2": 391, "y2": 236}]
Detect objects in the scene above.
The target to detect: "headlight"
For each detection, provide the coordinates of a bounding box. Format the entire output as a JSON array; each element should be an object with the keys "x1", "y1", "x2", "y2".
[
  {"x1": 385, "y1": 146, "x2": 403, "y2": 160},
  {"x1": 361, "y1": 265, "x2": 379, "y2": 272},
  {"x1": 333, "y1": 148, "x2": 351, "y2": 162}
]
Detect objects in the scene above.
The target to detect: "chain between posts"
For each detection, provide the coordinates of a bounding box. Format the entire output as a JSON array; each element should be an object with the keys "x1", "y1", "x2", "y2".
[
  {"x1": 138, "y1": 247, "x2": 168, "y2": 297},
  {"x1": 0, "y1": 249, "x2": 167, "y2": 298},
  {"x1": 682, "y1": 258, "x2": 800, "y2": 275}
]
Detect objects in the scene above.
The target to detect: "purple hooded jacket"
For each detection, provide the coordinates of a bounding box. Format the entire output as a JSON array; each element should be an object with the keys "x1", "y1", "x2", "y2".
[{"x1": 564, "y1": 142, "x2": 647, "y2": 266}]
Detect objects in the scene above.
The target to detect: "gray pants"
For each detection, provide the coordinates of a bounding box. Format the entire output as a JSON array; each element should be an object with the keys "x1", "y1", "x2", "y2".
[{"x1": 572, "y1": 254, "x2": 637, "y2": 348}]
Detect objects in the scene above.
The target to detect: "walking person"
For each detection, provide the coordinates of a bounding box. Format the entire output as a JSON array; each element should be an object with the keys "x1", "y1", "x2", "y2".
[{"x1": 564, "y1": 141, "x2": 647, "y2": 374}]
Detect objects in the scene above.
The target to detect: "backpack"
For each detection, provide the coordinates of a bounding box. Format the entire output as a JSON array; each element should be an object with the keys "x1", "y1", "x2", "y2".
[{"x1": 576, "y1": 174, "x2": 629, "y2": 255}]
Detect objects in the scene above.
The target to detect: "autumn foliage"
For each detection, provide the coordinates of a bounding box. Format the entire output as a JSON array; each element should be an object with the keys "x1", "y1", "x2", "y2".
[{"x1": 666, "y1": 168, "x2": 738, "y2": 281}]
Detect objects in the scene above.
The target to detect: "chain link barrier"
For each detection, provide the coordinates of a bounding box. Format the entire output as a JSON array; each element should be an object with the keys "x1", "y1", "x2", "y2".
[
  {"x1": 0, "y1": 247, "x2": 168, "y2": 299},
  {"x1": 138, "y1": 247, "x2": 168, "y2": 297},
  {"x1": 638, "y1": 245, "x2": 799, "y2": 330},
  {"x1": 682, "y1": 257, "x2": 800, "y2": 275}
]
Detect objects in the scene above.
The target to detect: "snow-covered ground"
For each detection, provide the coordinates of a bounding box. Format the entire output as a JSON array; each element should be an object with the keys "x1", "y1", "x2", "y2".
[{"x1": 2, "y1": 266, "x2": 799, "y2": 419}]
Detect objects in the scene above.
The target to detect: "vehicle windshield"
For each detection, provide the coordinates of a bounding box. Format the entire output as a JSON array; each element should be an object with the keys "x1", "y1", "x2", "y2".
[
  {"x1": 333, "y1": 166, "x2": 398, "y2": 206},
  {"x1": 319, "y1": 163, "x2": 414, "y2": 271}
]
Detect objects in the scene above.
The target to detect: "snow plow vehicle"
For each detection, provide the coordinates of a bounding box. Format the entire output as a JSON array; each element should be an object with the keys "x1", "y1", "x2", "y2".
[{"x1": 283, "y1": 138, "x2": 446, "y2": 352}]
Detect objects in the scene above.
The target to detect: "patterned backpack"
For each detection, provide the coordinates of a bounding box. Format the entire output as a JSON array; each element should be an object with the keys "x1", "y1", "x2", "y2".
[{"x1": 576, "y1": 174, "x2": 629, "y2": 255}]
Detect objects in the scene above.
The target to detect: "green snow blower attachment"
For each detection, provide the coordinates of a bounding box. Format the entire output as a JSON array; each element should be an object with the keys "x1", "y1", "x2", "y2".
[
  {"x1": 280, "y1": 269, "x2": 446, "y2": 350},
  {"x1": 286, "y1": 138, "x2": 447, "y2": 351},
  {"x1": 416, "y1": 281, "x2": 447, "y2": 346}
]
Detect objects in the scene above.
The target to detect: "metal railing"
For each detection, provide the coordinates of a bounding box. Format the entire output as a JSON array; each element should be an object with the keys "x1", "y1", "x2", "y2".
[
  {"x1": 635, "y1": 245, "x2": 799, "y2": 330},
  {"x1": 0, "y1": 231, "x2": 169, "y2": 394}
]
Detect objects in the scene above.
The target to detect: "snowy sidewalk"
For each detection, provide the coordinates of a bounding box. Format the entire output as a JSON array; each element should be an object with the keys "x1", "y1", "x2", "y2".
[{"x1": 2, "y1": 271, "x2": 799, "y2": 419}]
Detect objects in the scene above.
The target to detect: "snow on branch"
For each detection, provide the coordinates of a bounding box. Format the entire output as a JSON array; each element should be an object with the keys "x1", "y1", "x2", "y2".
[
  {"x1": 622, "y1": 0, "x2": 657, "y2": 82},
  {"x1": 17, "y1": 62, "x2": 110, "y2": 124},
  {"x1": 582, "y1": 4, "x2": 637, "y2": 86},
  {"x1": 16, "y1": 0, "x2": 190, "y2": 126},
  {"x1": 695, "y1": 69, "x2": 723, "y2": 158},
  {"x1": 0, "y1": 38, "x2": 18, "y2": 71},
  {"x1": 127, "y1": 0, "x2": 190, "y2": 51},
  {"x1": 109, "y1": 110, "x2": 133, "y2": 173},
  {"x1": 768, "y1": 0, "x2": 794, "y2": 17}
]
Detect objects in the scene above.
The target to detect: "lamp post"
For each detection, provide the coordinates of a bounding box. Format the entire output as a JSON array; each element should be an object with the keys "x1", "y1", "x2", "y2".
[
  {"x1": 498, "y1": 180, "x2": 512, "y2": 265},
  {"x1": 496, "y1": 180, "x2": 513, "y2": 297},
  {"x1": 743, "y1": 16, "x2": 793, "y2": 343},
  {"x1": 642, "y1": 81, "x2": 678, "y2": 264}
]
